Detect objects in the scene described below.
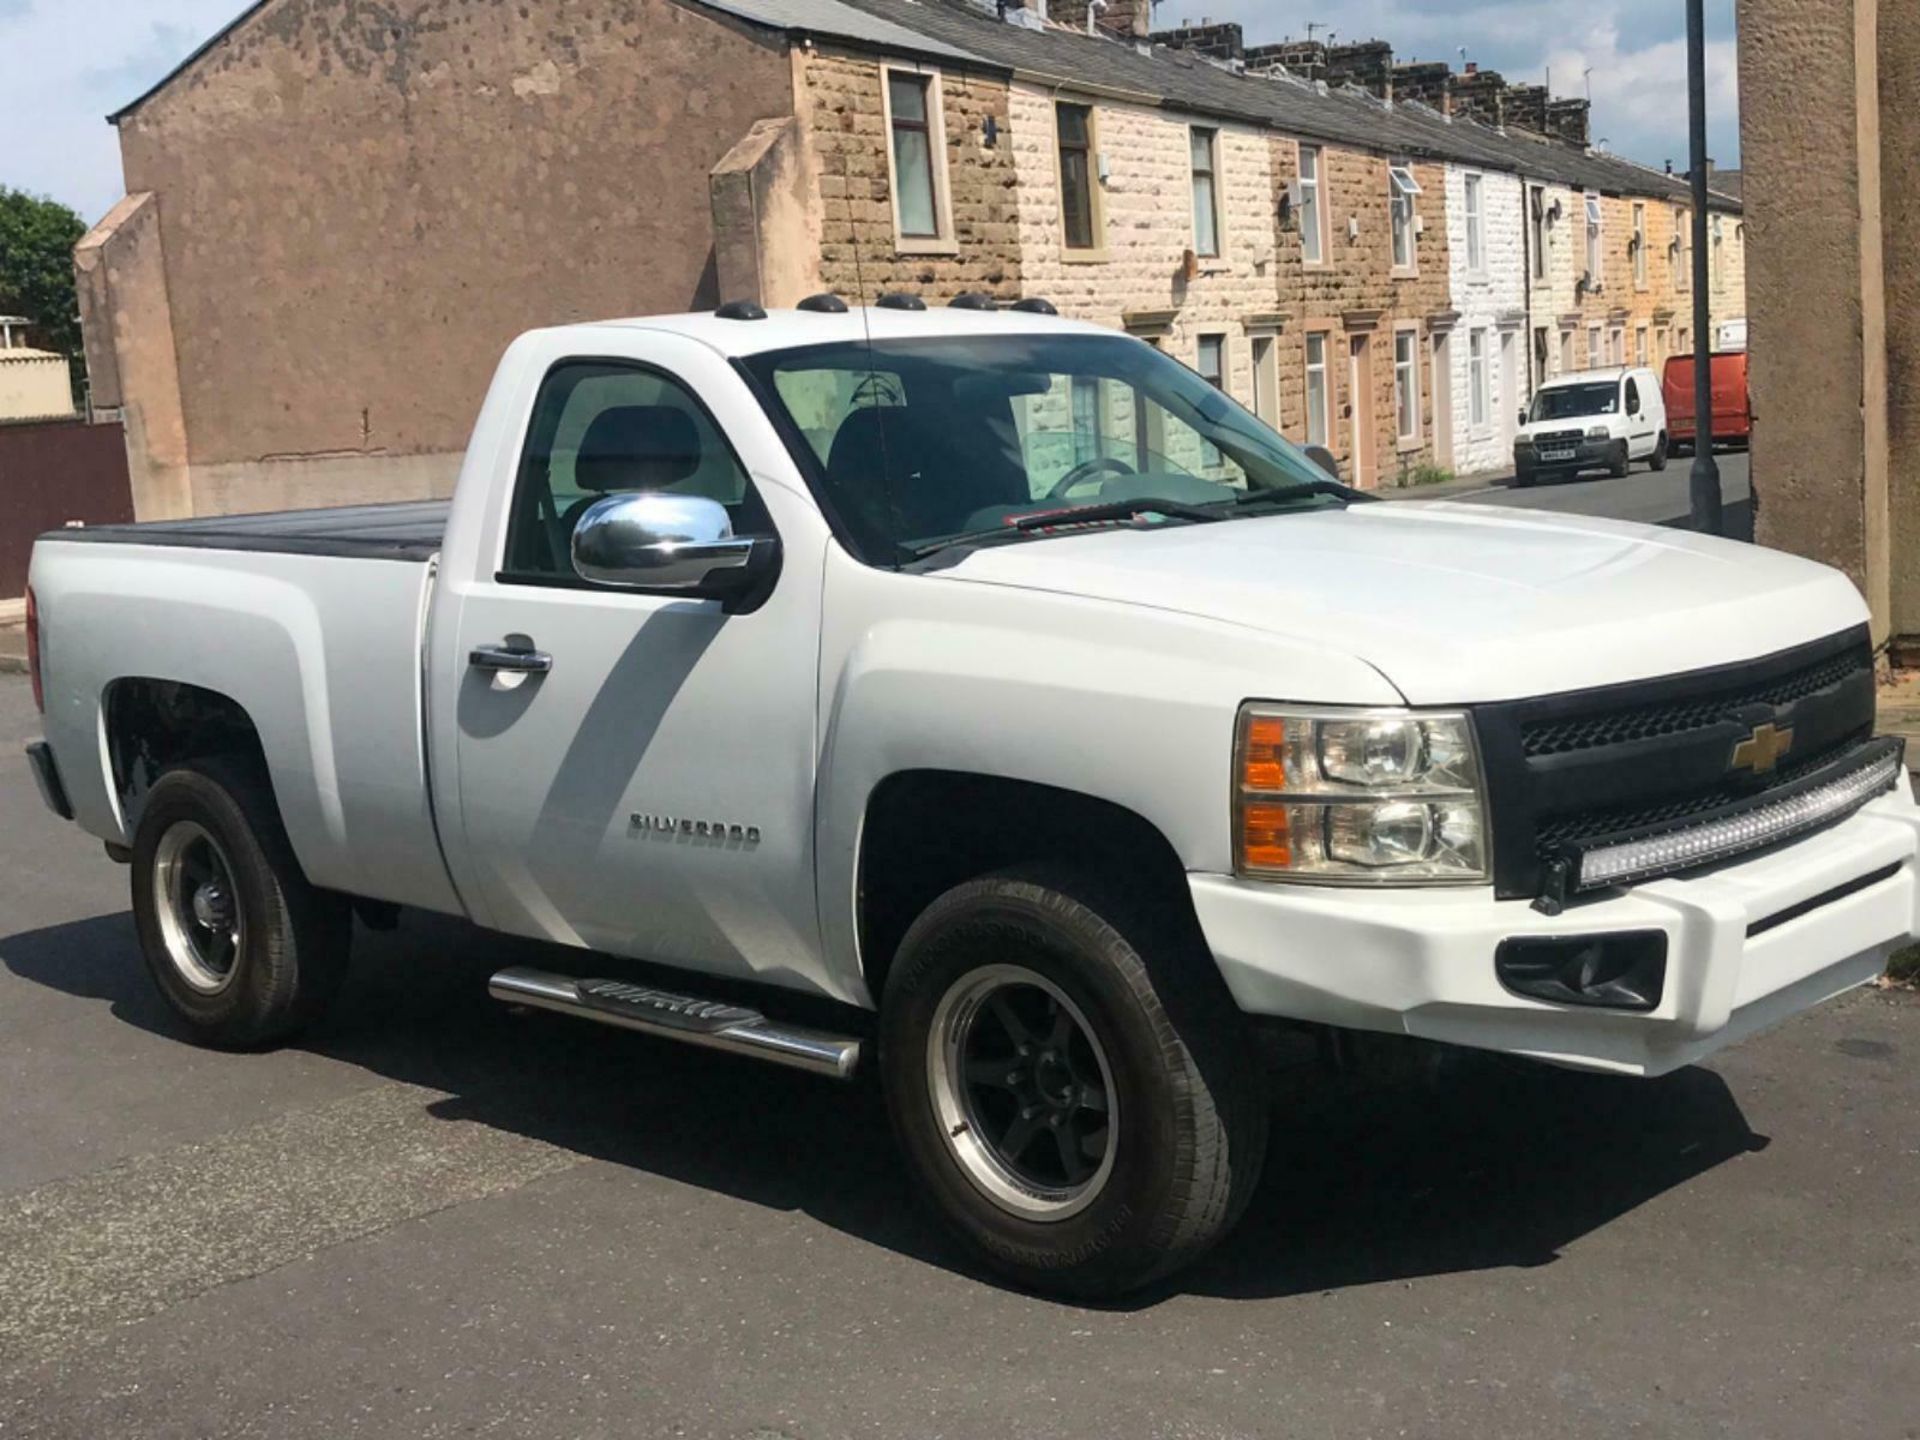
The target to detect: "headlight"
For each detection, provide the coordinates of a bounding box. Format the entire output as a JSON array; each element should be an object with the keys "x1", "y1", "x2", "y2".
[
  {"x1": 1586, "y1": 425, "x2": 1610, "y2": 440},
  {"x1": 1233, "y1": 705, "x2": 1490, "y2": 883}
]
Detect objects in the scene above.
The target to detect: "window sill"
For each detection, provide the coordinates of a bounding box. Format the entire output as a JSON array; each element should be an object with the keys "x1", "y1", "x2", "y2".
[
  {"x1": 1396, "y1": 436, "x2": 1424, "y2": 455},
  {"x1": 1060, "y1": 247, "x2": 1112, "y2": 265},
  {"x1": 1392, "y1": 267, "x2": 1419, "y2": 281},
  {"x1": 894, "y1": 237, "x2": 958, "y2": 257}
]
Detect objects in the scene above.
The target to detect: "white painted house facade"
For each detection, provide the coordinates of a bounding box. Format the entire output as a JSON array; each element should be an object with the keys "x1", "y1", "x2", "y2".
[{"x1": 1442, "y1": 164, "x2": 1528, "y2": 475}]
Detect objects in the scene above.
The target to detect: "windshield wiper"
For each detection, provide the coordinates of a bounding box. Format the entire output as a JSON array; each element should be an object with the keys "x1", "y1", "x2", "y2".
[
  {"x1": 1218, "y1": 479, "x2": 1369, "y2": 510},
  {"x1": 899, "y1": 498, "x2": 1221, "y2": 563},
  {"x1": 1010, "y1": 498, "x2": 1223, "y2": 530}
]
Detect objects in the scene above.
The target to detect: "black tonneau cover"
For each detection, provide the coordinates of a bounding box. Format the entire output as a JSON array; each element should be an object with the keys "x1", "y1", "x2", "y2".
[{"x1": 41, "y1": 499, "x2": 450, "y2": 562}]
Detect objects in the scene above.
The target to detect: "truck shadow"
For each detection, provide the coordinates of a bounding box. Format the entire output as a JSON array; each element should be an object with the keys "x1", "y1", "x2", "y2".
[{"x1": 0, "y1": 908, "x2": 1769, "y2": 1309}]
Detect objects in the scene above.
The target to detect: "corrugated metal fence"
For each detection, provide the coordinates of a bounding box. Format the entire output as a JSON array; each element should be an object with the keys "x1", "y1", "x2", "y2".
[{"x1": 0, "y1": 418, "x2": 134, "y2": 597}]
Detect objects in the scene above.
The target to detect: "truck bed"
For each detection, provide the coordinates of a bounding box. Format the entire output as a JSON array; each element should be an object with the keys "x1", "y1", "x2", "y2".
[{"x1": 46, "y1": 499, "x2": 450, "y2": 561}]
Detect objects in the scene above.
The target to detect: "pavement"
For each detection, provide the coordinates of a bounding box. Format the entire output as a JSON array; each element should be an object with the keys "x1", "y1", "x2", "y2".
[{"x1": 1, "y1": 673, "x2": 1918, "y2": 1439}]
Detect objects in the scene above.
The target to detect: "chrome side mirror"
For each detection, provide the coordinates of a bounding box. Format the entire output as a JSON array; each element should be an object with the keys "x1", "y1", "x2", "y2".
[{"x1": 571, "y1": 493, "x2": 771, "y2": 600}]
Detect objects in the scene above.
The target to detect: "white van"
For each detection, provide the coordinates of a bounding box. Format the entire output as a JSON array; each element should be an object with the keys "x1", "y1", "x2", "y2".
[{"x1": 1513, "y1": 367, "x2": 1669, "y2": 486}]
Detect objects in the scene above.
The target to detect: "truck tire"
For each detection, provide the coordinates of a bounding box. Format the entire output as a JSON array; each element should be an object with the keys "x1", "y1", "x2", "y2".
[
  {"x1": 1513, "y1": 464, "x2": 1536, "y2": 490},
  {"x1": 1608, "y1": 443, "x2": 1631, "y2": 478},
  {"x1": 878, "y1": 866, "x2": 1268, "y2": 1298},
  {"x1": 1649, "y1": 432, "x2": 1670, "y2": 472},
  {"x1": 131, "y1": 758, "x2": 350, "y2": 1047}
]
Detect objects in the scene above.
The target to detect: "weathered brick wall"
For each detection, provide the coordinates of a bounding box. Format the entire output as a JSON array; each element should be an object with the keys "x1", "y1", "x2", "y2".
[
  {"x1": 800, "y1": 47, "x2": 1022, "y2": 304},
  {"x1": 1009, "y1": 85, "x2": 1279, "y2": 410},
  {"x1": 1268, "y1": 140, "x2": 1453, "y2": 485},
  {"x1": 1708, "y1": 209, "x2": 1748, "y2": 333},
  {"x1": 1444, "y1": 165, "x2": 1527, "y2": 475}
]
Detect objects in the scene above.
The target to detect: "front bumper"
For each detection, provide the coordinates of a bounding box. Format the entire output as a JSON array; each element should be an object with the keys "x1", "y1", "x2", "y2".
[
  {"x1": 1191, "y1": 786, "x2": 1920, "y2": 1076},
  {"x1": 1516, "y1": 438, "x2": 1619, "y2": 469}
]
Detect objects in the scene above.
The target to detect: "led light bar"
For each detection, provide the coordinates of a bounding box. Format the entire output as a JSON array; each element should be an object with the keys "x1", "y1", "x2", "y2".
[{"x1": 1571, "y1": 742, "x2": 1906, "y2": 892}]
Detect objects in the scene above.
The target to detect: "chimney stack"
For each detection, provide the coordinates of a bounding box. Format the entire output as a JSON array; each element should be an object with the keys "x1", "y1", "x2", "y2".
[
  {"x1": 1325, "y1": 40, "x2": 1394, "y2": 100},
  {"x1": 1245, "y1": 39, "x2": 1326, "y2": 79},
  {"x1": 1149, "y1": 19, "x2": 1245, "y2": 62},
  {"x1": 1502, "y1": 83, "x2": 1549, "y2": 135},
  {"x1": 1392, "y1": 60, "x2": 1452, "y2": 113},
  {"x1": 1448, "y1": 66, "x2": 1507, "y2": 127},
  {"x1": 1545, "y1": 96, "x2": 1592, "y2": 149}
]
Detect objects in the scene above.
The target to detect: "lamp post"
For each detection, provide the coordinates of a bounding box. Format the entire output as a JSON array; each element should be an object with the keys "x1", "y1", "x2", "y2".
[{"x1": 1687, "y1": 0, "x2": 1723, "y2": 534}]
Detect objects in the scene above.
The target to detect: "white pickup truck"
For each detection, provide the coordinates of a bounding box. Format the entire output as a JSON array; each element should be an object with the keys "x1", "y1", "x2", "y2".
[{"x1": 24, "y1": 302, "x2": 1920, "y2": 1296}]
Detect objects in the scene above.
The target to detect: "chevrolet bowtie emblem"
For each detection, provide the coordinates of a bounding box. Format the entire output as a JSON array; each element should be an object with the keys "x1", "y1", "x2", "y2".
[{"x1": 1731, "y1": 722, "x2": 1794, "y2": 775}]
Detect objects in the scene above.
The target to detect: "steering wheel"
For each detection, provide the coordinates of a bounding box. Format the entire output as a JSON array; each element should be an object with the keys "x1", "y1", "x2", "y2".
[{"x1": 1047, "y1": 456, "x2": 1137, "y2": 499}]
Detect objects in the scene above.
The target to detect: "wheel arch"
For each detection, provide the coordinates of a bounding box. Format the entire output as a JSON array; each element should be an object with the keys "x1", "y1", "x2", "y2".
[{"x1": 854, "y1": 770, "x2": 1201, "y2": 1003}]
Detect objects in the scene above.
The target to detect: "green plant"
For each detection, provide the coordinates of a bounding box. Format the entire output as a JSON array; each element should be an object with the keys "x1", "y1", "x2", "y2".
[
  {"x1": 1888, "y1": 943, "x2": 1920, "y2": 989},
  {"x1": 1399, "y1": 463, "x2": 1454, "y2": 489}
]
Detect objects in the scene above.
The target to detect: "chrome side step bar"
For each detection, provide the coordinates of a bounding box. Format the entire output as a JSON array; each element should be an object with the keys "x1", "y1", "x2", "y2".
[{"x1": 488, "y1": 966, "x2": 862, "y2": 1080}]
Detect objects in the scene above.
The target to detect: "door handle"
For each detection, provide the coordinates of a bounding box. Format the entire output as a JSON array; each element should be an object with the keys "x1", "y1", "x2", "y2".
[{"x1": 469, "y1": 642, "x2": 553, "y2": 674}]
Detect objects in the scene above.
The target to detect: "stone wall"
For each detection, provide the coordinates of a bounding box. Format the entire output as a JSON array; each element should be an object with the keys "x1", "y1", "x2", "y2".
[
  {"x1": 109, "y1": 0, "x2": 794, "y2": 514},
  {"x1": 800, "y1": 47, "x2": 1021, "y2": 304}
]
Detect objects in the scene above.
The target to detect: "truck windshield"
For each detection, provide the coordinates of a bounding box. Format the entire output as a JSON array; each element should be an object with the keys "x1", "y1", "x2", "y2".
[
  {"x1": 739, "y1": 333, "x2": 1357, "y2": 564},
  {"x1": 1529, "y1": 382, "x2": 1620, "y2": 422}
]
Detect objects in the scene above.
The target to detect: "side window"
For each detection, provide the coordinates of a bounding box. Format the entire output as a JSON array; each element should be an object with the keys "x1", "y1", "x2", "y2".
[
  {"x1": 502, "y1": 361, "x2": 771, "y2": 581},
  {"x1": 1625, "y1": 377, "x2": 1641, "y2": 414}
]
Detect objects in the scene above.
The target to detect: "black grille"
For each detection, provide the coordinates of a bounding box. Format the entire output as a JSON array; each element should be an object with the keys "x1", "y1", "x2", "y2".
[
  {"x1": 1532, "y1": 748, "x2": 1840, "y2": 858},
  {"x1": 1522, "y1": 646, "x2": 1868, "y2": 758},
  {"x1": 1533, "y1": 429, "x2": 1583, "y2": 447},
  {"x1": 1474, "y1": 626, "x2": 1878, "y2": 900}
]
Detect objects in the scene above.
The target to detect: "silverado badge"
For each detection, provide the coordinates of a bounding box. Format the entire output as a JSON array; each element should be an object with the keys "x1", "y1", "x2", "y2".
[{"x1": 1731, "y1": 722, "x2": 1794, "y2": 775}]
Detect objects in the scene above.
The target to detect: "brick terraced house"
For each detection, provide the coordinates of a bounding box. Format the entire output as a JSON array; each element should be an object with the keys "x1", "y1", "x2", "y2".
[{"x1": 78, "y1": 0, "x2": 1743, "y2": 515}]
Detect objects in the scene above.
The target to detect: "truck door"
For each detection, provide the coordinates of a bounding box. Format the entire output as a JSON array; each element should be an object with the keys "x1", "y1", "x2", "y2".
[{"x1": 431, "y1": 336, "x2": 832, "y2": 998}]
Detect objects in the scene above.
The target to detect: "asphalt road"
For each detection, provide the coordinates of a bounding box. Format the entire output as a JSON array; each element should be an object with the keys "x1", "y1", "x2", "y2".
[
  {"x1": 2, "y1": 671, "x2": 1917, "y2": 1439},
  {"x1": 1442, "y1": 451, "x2": 1755, "y2": 536}
]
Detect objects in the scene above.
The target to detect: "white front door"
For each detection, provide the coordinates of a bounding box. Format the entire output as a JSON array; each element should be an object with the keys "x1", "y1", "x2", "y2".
[{"x1": 436, "y1": 345, "x2": 827, "y2": 994}]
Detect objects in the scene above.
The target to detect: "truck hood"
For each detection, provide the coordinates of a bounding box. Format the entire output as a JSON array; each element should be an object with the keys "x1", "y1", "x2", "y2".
[{"x1": 927, "y1": 502, "x2": 1868, "y2": 704}]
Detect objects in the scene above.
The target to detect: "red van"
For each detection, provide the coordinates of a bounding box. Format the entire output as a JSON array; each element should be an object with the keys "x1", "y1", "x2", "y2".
[{"x1": 1662, "y1": 351, "x2": 1751, "y2": 453}]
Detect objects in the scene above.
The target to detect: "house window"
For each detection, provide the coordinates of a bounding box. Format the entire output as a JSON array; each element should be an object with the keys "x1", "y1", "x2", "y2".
[
  {"x1": 1712, "y1": 214, "x2": 1726, "y2": 288},
  {"x1": 1057, "y1": 103, "x2": 1098, "y2": 251},
  {"x1": 1530, "y1": 185, "x2": 1548, "y2": 280},
  {"x1": 885, "y1": 72, "x2": 942, "y2": 241},
  {"x1": 1196, "y1": 334, "x2": 1226, "y2": 389},
  {"x1": 1559, "y1": 330, "x2": 1574, "y2": 374},
  {"x1": 1394, "y1": 329, "x2": 1420, "y2": 442},
  {"x1": 1190, "y1": 127, "x2": 1221, "y2": 258},
  {"x1": 1635, "y1": 326, "x2": 1649, "y2": 367},
  {"x1": 1251, "y1": 334, "x2": 1279, "y2": 425},
  {"x1": 1678, "y1": 325, "x2": 1690, "y2": 355},
  {"x1": 1469, "y1": 328, "x2": 1489, "y2": 429},
  {"x1": 1632, "y1": 203, "x2": 1647, "y2": 288},
  {"x1": 1305, "y1": 332, "x2": 1330, "y2": 447},
  {"x1": 1464, "y1": 173, "x2": 1485, "y2": 274},
  {"x1": 1611, "y1": 327, "x2": 1625, "y2": 365},
  {"x1": 1587, "y1": 325, "x2": 1603, "y2": 368},
  {"x1": 1390, "y1": 162, "x2": 1421, "y2": 272},
  {"x1": 1584, "y1": 193, "x2": 1602, "y2": 282},
  {"x1": 1674, "y1": 205, "x2": 1690, "y2": 290},
  {"x1": 1299, "y1": 145, "x2": 1324, "y2": 264}
]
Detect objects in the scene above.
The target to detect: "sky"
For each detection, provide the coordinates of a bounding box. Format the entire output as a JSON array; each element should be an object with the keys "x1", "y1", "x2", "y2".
[{"x1": 1, "y1": 0, "x2": 1741, "y2": 226}]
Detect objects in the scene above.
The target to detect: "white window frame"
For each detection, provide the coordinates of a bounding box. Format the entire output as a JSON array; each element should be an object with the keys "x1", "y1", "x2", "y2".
[
  {"x1": 1610, "y1": 327, "x2": 1625, "y2": 365},
  {"x1": 1635, "y1": 326, "x2": 1649, "y2": 367},
  {"x1": 1674, "y1": 205, "x2": 1691, "y2": 291},
  {"x1": 1393, "y1": 325, "x2": 1422, "y2": 445},
  {"x1": 880, "y1": 67, "x2": 955, "y2": 254},
  {"x1": 1712, "y1": 213, "x2": 1726, "y2": 289},
  {"x1": 1305, "y1": 331, "x2": 1330, "y2": 447},
  {"x1": 1587, "y1": 324, "x2": 1603, "y2": 369},
  {"x1": 1299, "y1": 145, "x2": 1325, "y2": 266},
  {"x1": 1468, "y1": 328, "x2": 1491, "y2": 432},
  {"x1": 1632, "y1": 202, "x2": 1647, "y2": 289},
  {"x1": 1463, "y1": 172, "x2": 1486, "y2": 275},
  {"x1": 1189, "y1": 125, "x2": 1223, "y2": 260},
  {"x1": 1584, "y1": 193, "x2": 1603, "y2": 282},
  {"x1": 1390, "y1": 162, "x2": 1422, "y2": 274}
]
